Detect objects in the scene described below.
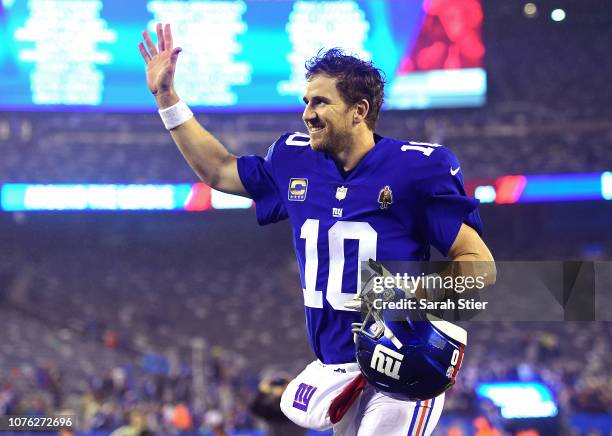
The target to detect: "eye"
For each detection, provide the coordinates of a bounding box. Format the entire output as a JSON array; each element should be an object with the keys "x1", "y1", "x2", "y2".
[{"x1": 303, "y1": 97, "x2": 327, "y2": 107}]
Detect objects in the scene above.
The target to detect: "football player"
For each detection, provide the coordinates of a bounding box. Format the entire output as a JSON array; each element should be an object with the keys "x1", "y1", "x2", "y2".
[{"x1": 139, "y1": 23, "x2": 495, "y2": 436}]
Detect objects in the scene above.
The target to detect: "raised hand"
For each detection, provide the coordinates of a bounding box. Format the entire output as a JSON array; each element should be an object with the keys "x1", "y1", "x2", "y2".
[{"x1": 138, "y1": 23, "x2": 182, "y2": 99}]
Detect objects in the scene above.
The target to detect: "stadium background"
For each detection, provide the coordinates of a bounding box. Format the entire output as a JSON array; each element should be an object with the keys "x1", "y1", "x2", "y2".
[{"x1": 0, "y1": 0, "x2": 611, "y2": 435}]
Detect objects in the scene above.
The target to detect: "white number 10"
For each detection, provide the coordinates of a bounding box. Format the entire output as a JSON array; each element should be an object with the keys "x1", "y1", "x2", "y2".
[{"x1": 300, "y1": 219, "x2": 377, "y2": 310}]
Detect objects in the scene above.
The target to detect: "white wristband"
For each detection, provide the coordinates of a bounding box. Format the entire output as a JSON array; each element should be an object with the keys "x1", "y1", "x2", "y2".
[{"x1": 158, "y1": 100, "x2": 193, "y2": 130}]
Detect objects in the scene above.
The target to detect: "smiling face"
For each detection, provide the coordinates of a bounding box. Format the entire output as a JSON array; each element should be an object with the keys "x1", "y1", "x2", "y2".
[{"x1": 302, "y1": 74, "x2": 354, "y2": 153}]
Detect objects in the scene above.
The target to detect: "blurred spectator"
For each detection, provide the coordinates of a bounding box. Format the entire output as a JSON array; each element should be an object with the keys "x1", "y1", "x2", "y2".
[{"x1": 250, "y1": 377, "x2": 306, "y2": 436}]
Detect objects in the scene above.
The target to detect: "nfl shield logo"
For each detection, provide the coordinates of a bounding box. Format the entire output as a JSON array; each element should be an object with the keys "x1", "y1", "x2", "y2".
[
  {"x1": 446, "y1": 365, "x2": 455, "y2": 378},
  {"x1": 336, "y1": 186, "x2": 348, "y2": 201}
]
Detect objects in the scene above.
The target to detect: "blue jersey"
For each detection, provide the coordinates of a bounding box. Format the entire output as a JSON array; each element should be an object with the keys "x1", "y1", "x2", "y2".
[{"x1": 237, "y1": 132, "x2": 482, "y2": 364}]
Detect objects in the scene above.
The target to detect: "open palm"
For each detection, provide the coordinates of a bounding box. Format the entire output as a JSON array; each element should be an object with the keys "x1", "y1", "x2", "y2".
[{"x1": 138, "y1": 23, "x2": 182, "y2": 96}]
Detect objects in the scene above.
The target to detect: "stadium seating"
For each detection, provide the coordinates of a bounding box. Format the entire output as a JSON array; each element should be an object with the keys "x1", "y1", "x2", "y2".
[
  {"x1": 1, "y1": 235, "x2": 610, "y2": 432},
  {"x1": 0, "y1": 3, "x2": 610, "y2": 435}
]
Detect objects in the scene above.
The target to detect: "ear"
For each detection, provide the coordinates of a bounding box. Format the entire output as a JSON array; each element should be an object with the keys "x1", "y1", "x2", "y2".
[{"x1": 353, "y1": 99, "x2": 370, "y2": 125}]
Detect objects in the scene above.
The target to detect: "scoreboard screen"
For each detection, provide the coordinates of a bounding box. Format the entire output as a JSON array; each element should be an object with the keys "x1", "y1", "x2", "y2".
[{"x1": 0, "y1": 0, "x2": 486, "y2": 111}]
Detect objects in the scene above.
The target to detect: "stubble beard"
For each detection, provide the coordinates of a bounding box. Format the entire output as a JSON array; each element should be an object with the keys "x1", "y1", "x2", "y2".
[{"x1": 309, "y1": 125, "x2": 350, "y2": 156}]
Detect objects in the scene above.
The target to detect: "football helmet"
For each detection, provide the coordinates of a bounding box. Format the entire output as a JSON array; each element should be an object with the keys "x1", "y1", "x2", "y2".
[{"x1": 347, "y1": 259, "x2": 467, "y2": 402}]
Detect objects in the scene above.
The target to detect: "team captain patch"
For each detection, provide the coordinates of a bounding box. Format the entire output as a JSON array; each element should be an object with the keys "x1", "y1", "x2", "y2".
[{"x1": 288, "y1": 178, "x2": 308, "y2": 201}]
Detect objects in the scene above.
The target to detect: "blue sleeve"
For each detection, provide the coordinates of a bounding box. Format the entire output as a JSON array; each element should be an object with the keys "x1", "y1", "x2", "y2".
[
  {"x1": 420, "y1": 147, "x2": 482, "y2": 256},
  {"x1": 237, "y1": 138, "x2": 288, "y2": 226}
]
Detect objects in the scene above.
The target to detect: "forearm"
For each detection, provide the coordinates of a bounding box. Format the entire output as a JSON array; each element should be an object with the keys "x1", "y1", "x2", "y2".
[
  {"x1": 446, "y1": 224, "x2": 497, "y2": 288},
  {"x1": 169, "y1": 117, "x2": 241, "y2": 192},
  {"x1": 445, "y1": 253, "x2": 497, "y2": 288},
  {"x1": 416, "y1": 254, "x2": 497, "y2": 301},
  {"x1": 156, "y1": 91, "x2": 247, "y2": 195}
]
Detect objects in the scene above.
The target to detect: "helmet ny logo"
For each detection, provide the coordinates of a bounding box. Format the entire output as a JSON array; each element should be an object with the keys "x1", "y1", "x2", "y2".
[
  {"x1": 371, "y1": 344, "x2": 403, "y2": 380},
  {"x1": 292, "y1": 383, "x2": 317, "y2": 411}
]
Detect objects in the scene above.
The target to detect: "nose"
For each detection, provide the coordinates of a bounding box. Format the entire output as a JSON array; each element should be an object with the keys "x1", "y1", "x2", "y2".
[{"x1": 303, "y1": 103, "x2": 316, "y2": 124}]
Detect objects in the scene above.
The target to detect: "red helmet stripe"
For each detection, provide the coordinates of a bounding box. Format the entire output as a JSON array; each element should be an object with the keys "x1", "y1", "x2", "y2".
[{"x1": 450, "y1": 344, "x2": 465, "y2": 384}]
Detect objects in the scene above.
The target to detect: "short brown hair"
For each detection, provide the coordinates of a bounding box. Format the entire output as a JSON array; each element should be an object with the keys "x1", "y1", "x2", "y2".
[{"x1": 305, "y1": 48, "x2": 385, "y2": 130}]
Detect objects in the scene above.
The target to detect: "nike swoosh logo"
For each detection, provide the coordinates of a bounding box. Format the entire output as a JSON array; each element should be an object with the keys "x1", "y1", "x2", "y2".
[{"x1": 450, "y1": 166, "x2": 461, "y2": 176}]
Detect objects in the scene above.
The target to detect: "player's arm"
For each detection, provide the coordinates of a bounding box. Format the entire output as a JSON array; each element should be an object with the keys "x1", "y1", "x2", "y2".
[
  {"x1": 416, "y1": 223, "x2": 496, "y2": 300},
  {"x1": 138, "y1": 23, "x2": 247, "y2": 196},
  {"x1": 446, "y1": 223, "x2": 496, "y2": 285}
]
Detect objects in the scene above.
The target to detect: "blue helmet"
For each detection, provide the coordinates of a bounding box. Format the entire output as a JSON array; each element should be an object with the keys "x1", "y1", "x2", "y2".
[{"x1": 350, "y1": 262, "x2": 467, "y2": 402}]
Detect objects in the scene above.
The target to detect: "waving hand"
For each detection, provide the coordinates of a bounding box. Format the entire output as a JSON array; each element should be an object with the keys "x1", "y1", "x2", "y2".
[{"x1": 138, "y1": 23, "x2": 182, "y2": 97}]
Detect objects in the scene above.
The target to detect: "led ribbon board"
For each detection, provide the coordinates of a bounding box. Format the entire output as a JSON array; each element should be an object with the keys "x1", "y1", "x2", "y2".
[
  {"x1": 0, "y1": 183, "x2": 252, "y2": 211},
  {"x1": 472, "y1": 172, "x2": 612, "y2": 204},
  {"x1": 2, "y1": 172, "x2": 608, "y2": 211}
]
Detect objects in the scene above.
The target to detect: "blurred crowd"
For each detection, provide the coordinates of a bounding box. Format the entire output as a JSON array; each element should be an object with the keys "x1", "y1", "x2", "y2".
[
  {"x1": 0, "y1": 240, "x2": 610, "y2": 434},
  {"x1": 445, "y1": 322, "x2": 611, "y2": 416},
  {"x1": 0, "y1": 236, "x2": 309, "y2": 434}
]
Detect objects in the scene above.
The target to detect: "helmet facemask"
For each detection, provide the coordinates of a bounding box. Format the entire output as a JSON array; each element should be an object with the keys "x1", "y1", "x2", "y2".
[{"x1": 347, "y1": 260, "x2": 407, "y2": 341}]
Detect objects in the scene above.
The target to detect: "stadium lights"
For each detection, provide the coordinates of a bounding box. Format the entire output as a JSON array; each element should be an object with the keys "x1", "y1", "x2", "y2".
[
  {"x1": 474, "y1": 186, "x2": 496, "y2": 203},
  {"x1": 602, "y1": 172, "x2": 612, "y2": 200},
  {"x1": 551, "y1": 8, "x2": 566, "y2": 22},
  {"x1": 523, "y1": 3, "x2": 538, "y2": 18}
]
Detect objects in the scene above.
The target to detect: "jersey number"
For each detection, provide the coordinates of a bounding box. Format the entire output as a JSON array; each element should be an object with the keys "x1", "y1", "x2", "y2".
[
  {"x1": 300, "y1": 219, "x2": 377, "y2": 310},
  {"x1": 286, "y1": 132, "x2": 310, "y2": 146},
  {"x1": 400, "y1": 141, "x2": 442, "y2": 156}
]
